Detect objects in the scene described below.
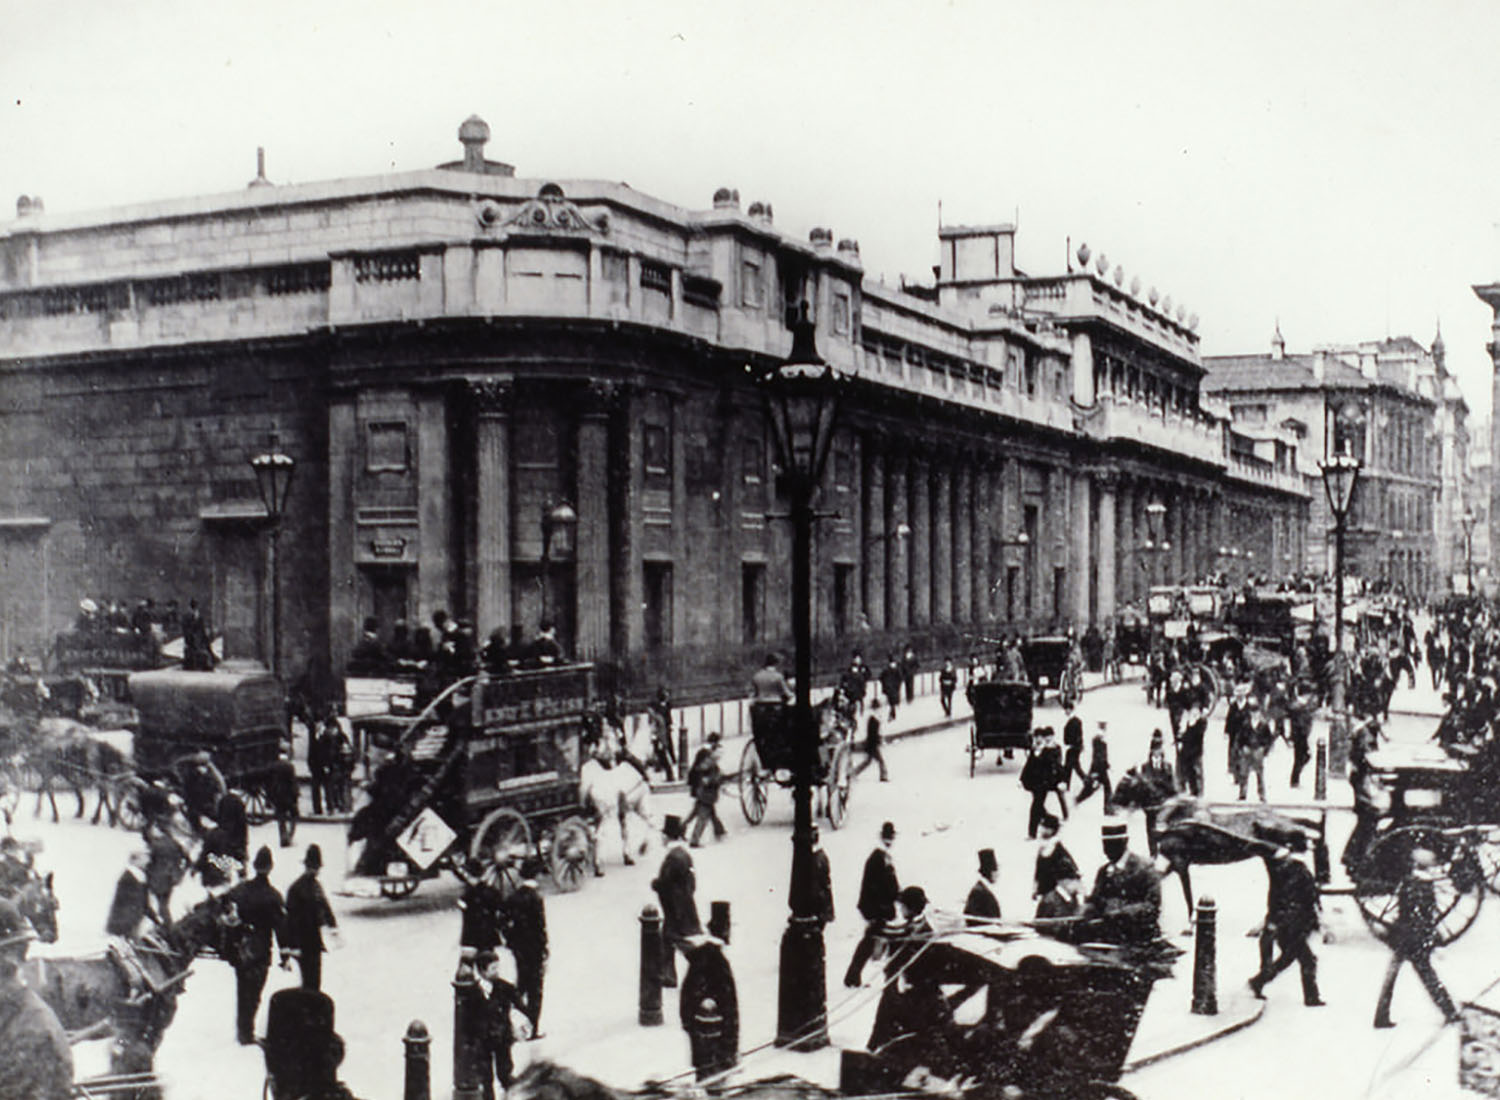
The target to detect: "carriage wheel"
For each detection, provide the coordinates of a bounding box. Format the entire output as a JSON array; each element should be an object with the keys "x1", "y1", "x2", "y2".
[
  {"x1": 738, "y1": 742, "x2": 768, "y2": 826},
  {"x1": 1354, "y1": 826, "x2": 1484, "y2": 947},
  {"x1": 826, "y1": 745, "x2": 852, "y2": 830},
  {"x1": 1197, "y1": 664, "x2": 1224, "y2": 718},
  {"x1": 470, "y1": 808, "x2": 533, "y2": 877},
  {"x1": 968, "y1": 725, "x2": 978, "y2": 778},
  {"x1": 1475, "y1": 827, "x2": 1500, "y2": 896},
  {"x1": 380, "y1": 876, "x2": 420, "y2": 900},
  {"x1": 549, "y1": 817, "x2": 594, "y2": 893},
  {"x1": 238, "y1": 786, "x2": 273, "y2": 826},
  {"x1": 111, "y1": 778, "x2": 143, "y2": 831}
]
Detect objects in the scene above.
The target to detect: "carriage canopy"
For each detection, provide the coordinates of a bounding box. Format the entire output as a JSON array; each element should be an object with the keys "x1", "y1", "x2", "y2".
[{"x1": 127, "y1": 668, "x2": 285, "y2": 778}]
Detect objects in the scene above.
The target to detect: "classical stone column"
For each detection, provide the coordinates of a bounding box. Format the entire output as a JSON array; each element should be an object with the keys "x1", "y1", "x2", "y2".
[
  {"x1": 1071, "y1": 471, "x2": 1091, "y2": 628},
  {"x1": 953, "y1": 461, "x2": 972, "y2": 624},
  {"x1": 862, "y1": 440, "x2": 887, "y2": 630},
  {"x1": 574, "y1": 382, "x2": 614, "y2": 660},
  {"x1": 931, "y1": 460, "x2": 952, "y2": 625},
  {"x1": 1098, "y1": 475, "x2": 1117, "y2": 622},
  {"x1": 473, "y1": 380, "x2": 513, "y2": 642},
  {"x1": 885, "y1": 452, "x2": 909, "y2": 631},
  {"x1": 614, "y1": 387, "x2": 645, "y2": 655},
  {"x1": 416, "y1": 387, "x2": 451, "y2": 622},
  {"x1": 327, "y1": 394, "x2": 358, "y2": 675},
  {"x1": 909, "y1": 454, "x2": 931, "y2": 627}
]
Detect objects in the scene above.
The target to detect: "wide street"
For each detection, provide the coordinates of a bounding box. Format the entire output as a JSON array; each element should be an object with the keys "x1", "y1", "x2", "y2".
[{"x1": 17, "y1": 670, "x2": 1496, "y2": 1100}]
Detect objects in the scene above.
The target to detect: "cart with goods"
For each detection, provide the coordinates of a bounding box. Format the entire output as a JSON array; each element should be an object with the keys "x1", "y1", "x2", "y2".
[
  {"x1": 347, "y1": 664, "x2": 598, "y2": 899},
  {"x1": 738, "y1": 697, "x2": 855, "y2": 829},
  {"x1": 966, "y1": 679, "x2": 1035, "y2": 776}
]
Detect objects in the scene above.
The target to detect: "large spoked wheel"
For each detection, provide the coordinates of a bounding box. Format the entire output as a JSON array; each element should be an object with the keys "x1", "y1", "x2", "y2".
[
  {"x1": 110, "y1": 777, "x2": 143, "y2": 831},
  {"x1": 1197, "y1": 664, "x2": 1224, "y2": 718},
  {"x1": 380, "y1": 875, "x2": 420, "y2": 900},
  {"x1": 1354, "y1": 825, "x2": 1485, "y2": 947},
  {"x1": 1477, "y1": 827, "x2": 1500, "y2": 895},
  {"x1": 549, "y1": 816, "x2": 594, "y2": 893},
  {"x1": 739, "y1": 741, "x2": 768, "y2": 825},
  {"x1": 470, "y1": 807, "x2": 533, "y2": 882},
  {"x1": 826, "y1": 744, "x2": 852, "y2": 830},
  {"x1": 238, "y1": 785, "x2": 273, "y2": 825}
]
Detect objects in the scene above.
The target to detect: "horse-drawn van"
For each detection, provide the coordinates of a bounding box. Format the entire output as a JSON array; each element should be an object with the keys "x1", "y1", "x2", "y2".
[{"x1": 347, "y1": 664, "x2": 598, "y2": 899}]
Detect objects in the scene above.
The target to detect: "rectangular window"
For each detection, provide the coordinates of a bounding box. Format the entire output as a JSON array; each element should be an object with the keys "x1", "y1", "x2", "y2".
[
  {"x1": 366, "y1": 420, "x2": 409, "y2": 471},
  {"x1": 644, "y1": 562, "x2": 673, "y2": 651},
  {"x1": 602, "y1": 251, "x2": 630, "y2": 307},
  {"x1": 741, "y1": 437, "x2": 763, "y2": 483},
  {"x1": 1053, "y1": 566, "x2": 1067, "y2": 622},
  {"x1": 833, "y1": 440, "x2": 853, "y2": 490},
  {"x1": 515, "y1": 417, "x2": 560, "y2": 470},
  {"x1": 741, "y1": 258, "x2": 763, "y2": 308},
  {"x1": 644, "y1": 424, "x2": 670, "y2": 475},
  {"x1": 741, "y1": 563, "x2": 764, "y2": 644},
  {"x1": 832, "y1": 290, "x2": 851, "y2": 335},
  {"x1": 640, "y1": 261, "x2": 672, "y2": 294},
  {"x1": 1023, "y1": 352, "x2": 1038, "y2": 398}
]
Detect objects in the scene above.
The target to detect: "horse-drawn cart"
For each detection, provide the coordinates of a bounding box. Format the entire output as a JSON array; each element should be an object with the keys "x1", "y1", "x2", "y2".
[
  {"x1": 1346, "y1": 742, "x2": 1500, "y2": 947},
  {"x1": 966, "y1": 679, "x2": 1033, "y2": 776},
  {"x1": 738, "y1": 700, "x2": 854, "y2": 829},
  {"x1": 1021, "y1": 636, "x2": 1081, "y2": 708},
  {"x1": 348, "y1": 664, "x2": 598, "y2": 899}
]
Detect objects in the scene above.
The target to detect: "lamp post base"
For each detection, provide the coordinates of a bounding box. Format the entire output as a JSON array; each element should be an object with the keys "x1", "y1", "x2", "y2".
[{"x1": 774, "y1": 916, "x2": 829, "y2": 1050}]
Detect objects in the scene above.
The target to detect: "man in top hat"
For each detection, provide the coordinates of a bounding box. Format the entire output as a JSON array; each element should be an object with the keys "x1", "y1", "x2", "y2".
[
  {"x1": 680, "y1": 904, "x2": 738, "y2": 1081},
  {"x1": 964, "y1": 849, "x2": 1001, "y2": 928},
  {"x1": 1085, "y1": 821, "x2": 1161, "y2": 946},
  {"x1": 284, "y1": 844, "x2": 338, "y2": 991},
  {"x1": 844, "y1": 821, "x2": 899, "y2": 987},
  {"x1": 0, "y1": 897, "x2": 72, "y2": 1100},
  {"x1": 225, "y1": 846, "x2": 286, "y2": 1044},
  {"x1": 686, "y1": 733, "x2": 727, "y2": 847},
  {"x1": 652, "y1": 815, "x2": 701, "y2": 987},
  {"x1": 505, "y1": 857, "x2": 548, "y2": 1038}
]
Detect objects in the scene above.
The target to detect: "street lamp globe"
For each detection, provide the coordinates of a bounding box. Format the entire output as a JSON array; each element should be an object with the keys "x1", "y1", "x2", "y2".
[
  {"x1": 1319, "y1": 453, "x2": 1361, "y2": 520},
  {"x1": 250, "y1": 433, "x2": 296, "y2": 521},
  {"x1": 760, "y1": 305, "x2": 843, "y2": 487},
  {"x1": 542, "y1": 500, "x2": 579, "y2": 548}
]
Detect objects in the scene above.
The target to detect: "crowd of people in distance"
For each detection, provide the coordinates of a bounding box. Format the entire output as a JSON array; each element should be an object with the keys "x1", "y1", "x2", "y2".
[
  {"x1": 57, "y1": 593, "x2": 219, "y2": 670},
  {"x1": 344, "y1": 610, "x2": 567, "y2": 695}
]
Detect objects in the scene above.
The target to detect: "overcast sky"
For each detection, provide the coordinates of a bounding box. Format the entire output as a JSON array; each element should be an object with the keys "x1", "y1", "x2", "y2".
[{"x1": 5, "y1": 0, "x2": 1499, "y2": 417}]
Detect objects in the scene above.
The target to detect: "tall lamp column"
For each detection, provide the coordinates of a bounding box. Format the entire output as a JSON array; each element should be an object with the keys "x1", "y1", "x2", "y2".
[
  {"x1": 1462, "y1": 507, "x2": 1478, "y2": 595},
  {"x1": 540, "y1": 501, "x2": 578, "y2": 631},
  {"x1": 1319, "y1": 451, "x2": 1361, "y2": 777},
  {"x1": 760, "y1": 305, "x2": 842, "y2": 1051},
  {"x1": 250, "y1": 433, "x2": 296, "y2": 678}
]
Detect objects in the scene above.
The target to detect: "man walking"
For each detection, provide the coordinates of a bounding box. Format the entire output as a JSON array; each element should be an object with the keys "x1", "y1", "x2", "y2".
[
  {"x1": 652, "y1": 815, "x2": 702, "y2": 987},
  {"x1": 879, "y1": 656, "x2": 903, "y2": 721},
  {"x1": 284, "y1": 844, "x2": 338, "y2": 991},
  {"x1": 1287, "y1": 679, "x2": 1316, "y2": 789},
  {"x1": 1373, "y1": 847, "x2": 1461, "y2": 1028},
  {"x1": 686, "y1": 734, "x2": 727, "y2": 847},
  {"x1": 844, "y1": 821, "x2": 899, "y2": 987},
  {"x1": 506, "y1": 857, "x2": 548, "y2": 1038},
  {"x1": 964, "y1": 849, "x2": 1001, "y2": 927},
  {"x1": 1249, "y1": 847, "x2": 1324, "y2": 1007},
  {"x1": 938, "y1": 659, "x2": 958, "y2": 718},
  {"x1": 853, "y1": 714, "x2": 889, "y2": 782},
  {"x1": 225, "y1": 846, "x2": 286, "y2": 1045}
]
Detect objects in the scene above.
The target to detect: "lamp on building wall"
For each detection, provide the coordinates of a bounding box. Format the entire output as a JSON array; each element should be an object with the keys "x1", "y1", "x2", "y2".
[
  {"x1": 1143, "y1": 499, "x2": 1170, "y2": 585},
  {"x1": 539, "y1": 501, "x2": 578, "y2": 632},
  {"x1": 760, "y1": 301, "x2": 842, "y2": 1050},
  {"x1": 1462, "y1": 507, "x2": 1478, "y2": 595},
  {"x1": 1320, "y1": 451, "x2": 1361, "y2": 777},
  {"x1": 249, "y1": 433, "x2": 295, "y2": 677}
]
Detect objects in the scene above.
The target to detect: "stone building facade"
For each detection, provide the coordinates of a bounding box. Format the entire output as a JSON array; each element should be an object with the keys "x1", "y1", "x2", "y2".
[
  {"x1": 1204, "y1": 329, "x2": 1445, "y2": 596},
  {"x1": 0, "y1": 118, "x2": 1307, "y2": 699}
]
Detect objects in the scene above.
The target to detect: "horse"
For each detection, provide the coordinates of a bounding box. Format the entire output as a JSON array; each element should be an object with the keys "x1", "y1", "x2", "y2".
[
  {"x1": 578, "y1": 743, "x2": 653, "y2": 872},
  {"x1": 1111, "y1": 788, "x2": 1317, "y2": 918},
  {"x1": 22, "y1": 893, "x2": 228, "y2": 1077},
  {"x1": 4, "y1": 867, "x2": 60, "y2": 943},
  {"x1": 29, "y1": 717, "x2": 134, "y2": 826}
]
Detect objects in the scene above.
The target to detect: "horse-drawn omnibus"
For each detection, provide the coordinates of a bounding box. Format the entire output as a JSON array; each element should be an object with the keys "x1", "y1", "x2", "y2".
[{"x1": 347, "y1": 664, "x2": 599, "y2": 899}]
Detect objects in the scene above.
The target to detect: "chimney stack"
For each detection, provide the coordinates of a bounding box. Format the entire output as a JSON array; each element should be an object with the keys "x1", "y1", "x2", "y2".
[
  {"x1": 459, "y1": 115, "x2": 491, "y2": 173},
  {"x1": 247, "y1": 147, "x2": 272, "y2": 189}
]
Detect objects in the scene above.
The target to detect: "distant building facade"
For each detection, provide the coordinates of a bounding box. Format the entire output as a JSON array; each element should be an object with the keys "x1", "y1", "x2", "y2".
[
  {"x1": 0, "y1": 118, "x2": 1306, "y2": 698},
  {"x1": 1204, "y1": 329, "x2": 1450, "y2": 597}
]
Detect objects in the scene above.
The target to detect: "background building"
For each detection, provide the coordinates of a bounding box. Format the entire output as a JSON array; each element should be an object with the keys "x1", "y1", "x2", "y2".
[{"x1": 0, "y1": 118, "x2": 1307, "y2": 701}]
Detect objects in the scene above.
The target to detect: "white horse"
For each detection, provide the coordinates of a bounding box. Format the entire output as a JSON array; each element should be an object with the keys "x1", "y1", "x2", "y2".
[{"x1": 578, "y1": 741, "x2": 654, "y2": 872}]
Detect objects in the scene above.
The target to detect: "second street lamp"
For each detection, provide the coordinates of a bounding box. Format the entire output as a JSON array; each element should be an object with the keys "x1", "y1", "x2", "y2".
[
  {"x1": 1319, "y1": 451, "x2": 1361, "y2": 777},
  {"x1": 1462, "y1": 507, "x2": 1478, "y2": 595},
  {"x1": 759, "y1": 304, "x2": 842, "y2": 1051},
  {"x1": 249, "y1": 433, "x2": 296, "y2": 677},
  {"x1": 540, "y1": 501, "x2": 578, "y2": 631}
]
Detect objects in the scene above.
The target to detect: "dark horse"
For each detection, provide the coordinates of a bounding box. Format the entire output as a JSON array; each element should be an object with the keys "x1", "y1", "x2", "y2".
[
  {"x1": 1111, "y1": 785, "x2": 1318, "y2": 917},
  {"x1": 21, "y1": 893, "x2": 228, "y2": 1078},
  {"x1": 5, "y1": 867, "x2": 61, "y2": 943}
]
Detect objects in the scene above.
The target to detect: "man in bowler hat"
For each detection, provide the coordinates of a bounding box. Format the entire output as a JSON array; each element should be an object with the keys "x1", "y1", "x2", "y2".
[
  {"x1": 225, "y1": 846, "x2": 285, "y2": 1044},
  {"x1": 652, "y1": 815, "x2": 701, "y2": 987},
  {"x1": 284, "y1": 844, "x2": 338, "y2": 991}
]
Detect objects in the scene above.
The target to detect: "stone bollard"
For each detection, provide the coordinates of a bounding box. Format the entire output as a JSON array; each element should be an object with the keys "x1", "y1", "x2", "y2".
[
  {"x1": 403, "y1": 1020, "x2": 431, "y2": 1100},
  {"x1": 1314, "y1": 814, "x2": 1331, "y2": 885},
  {"x1": 678, "y1": 723, "x2": 690, "y2": 780},
  {"x1": 1314, "y1": 739, "x2": 1328, "y2": 802},
  {"x1": 1191, "y1": 896, "x2": 1218, "y2": 1016},
  {"x1": 452, "y1": 952, "x2": 484, "y2": 1100},
  {"x1": 640, "y1": 904, "x2": 664, "y2": 1026}
]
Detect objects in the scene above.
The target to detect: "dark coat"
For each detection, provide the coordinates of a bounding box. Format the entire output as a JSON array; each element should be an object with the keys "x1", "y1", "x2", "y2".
[
  {"x1": 680, "y1": 938, "x2": 739, "y2": 1055},
  {"x1": 459, "y1": 878, "x2": 506, "y2": 952},
  {"x1": 652, "y1": 844, "x2": 702, "y2": 939},
  {"x1": 505, "y1": 883, "x2": 548, "y2": 967},
  {"x1": 1033, "y1": 842, "x2": 1079, "y2": 898},
  {"x1": 227, "y1": 874, "x2": 286, "y2": 967},
  {"x1": 688, "y1": 748, "x2": 723, "y2": 805},
  {"x1": 811, "y1": 849, "x2": 835, "y2": 925},
  {"x1": 1264, "y1": 857, "x2": 1319, "y2": 939},
  {"x1": 1392, "y1": 871, "x2": 1443, "y2": 955},
  {"x1": 285, "y1": 872, "x2": 337, "y2": 955},
  {"x1": 481, "y1": 976, "x2": 518, "y2": 1052},
  {"x1": 856, "y1": 846, "x2": 899, "y2": 923},
  {"x1": 1087, "y1": 852, "x2": 1161, "y2": 944},
  {"x1": 963, "y1": 879, "x2": 1000, "y2": 926},
  {"x1": 105, "y1": 869, "x2": 151, "y2": 938},
  {"x1": 878, "y1": 665, "x2": 903, "y2": 701},
  {"x1": 0, "y1": 981, "x2": 73, "y2": 1100}
]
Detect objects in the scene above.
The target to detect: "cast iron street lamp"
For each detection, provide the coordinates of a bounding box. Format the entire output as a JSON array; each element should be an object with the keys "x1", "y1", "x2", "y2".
[
  {"x1": 1320, "y1": 450, "x2": 1360, "y2": 777},
  {"x1": 249, "y1": 433, "x2": 295, "y2": 677},
  {"x1": 760, "y1": 304, "x2": 842, "y2": 1050},
  {"x1": 540, "y1": 501, "x2": 578, "y2": 630},
  {"x1": 1143, "y1": 499, "x2": 1170, "y2": 584},
  {"x1": 1462, "y1": 507, "x2": 1478, "y2": 595}
]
